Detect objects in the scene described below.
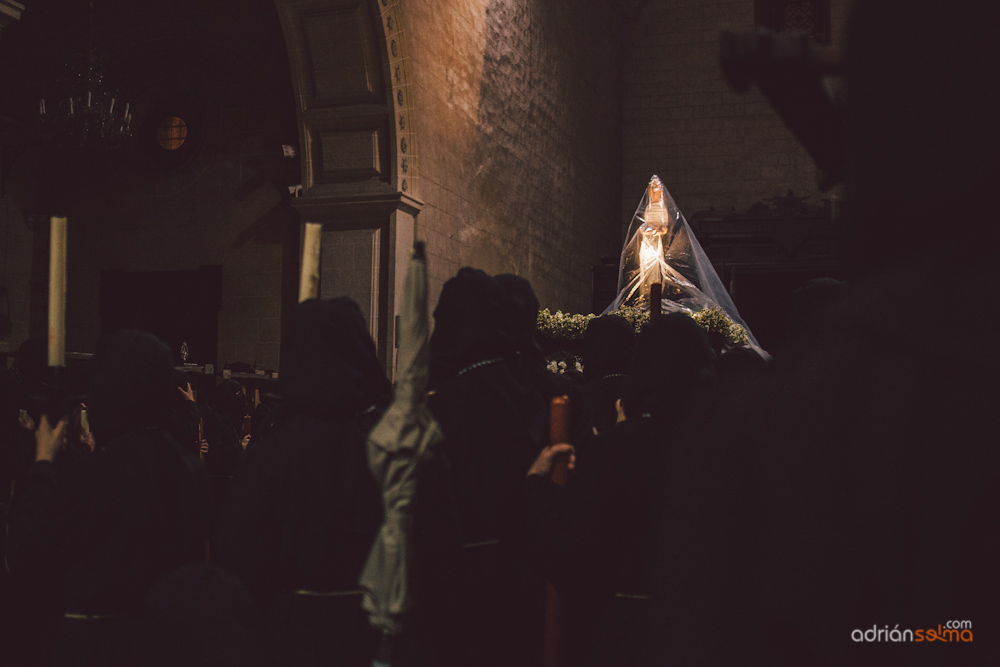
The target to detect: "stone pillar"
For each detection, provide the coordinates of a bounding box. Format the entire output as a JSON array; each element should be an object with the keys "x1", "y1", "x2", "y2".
[
  {"x1": 0, "y1": 1, "x2": 24, "y2": 33},
  {"x1": 293, "y1": 191, "x2": 422, "y2": 379}
]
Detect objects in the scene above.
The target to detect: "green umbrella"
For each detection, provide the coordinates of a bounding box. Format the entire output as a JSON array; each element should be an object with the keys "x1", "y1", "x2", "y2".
[{"x1": 359, "y1": 241, "x2": 442, "y2": 636}]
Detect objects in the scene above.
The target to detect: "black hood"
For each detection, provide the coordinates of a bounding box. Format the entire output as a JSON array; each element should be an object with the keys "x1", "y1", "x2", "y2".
[
  {"x1": 623, "y1": 314, "x2": 715, "y2": 423},
  {"x1": 214, "y1": 379, "x2": 248, "y2": 426},
  {"x1": 13, "y1": 337, "x2": 47, "y2": 396},
  {"x1": 0, "y1": 366, "x2": 18, "y2": 431},
  {"x1": 495, "y1": 273, "x2": 545, "y2": 361},
  {"x1": 279, "y1": 297, "x2": 390, "y2": 418},
  {"x1": 430, "y1": 268, "x2": 518, "y2": 383},
  {"x1": 584, "y1": 314, "x2": 635, "y2": 382},
  {"x1": 88, "y1": 330, "x2": 174, "y2": 444}
]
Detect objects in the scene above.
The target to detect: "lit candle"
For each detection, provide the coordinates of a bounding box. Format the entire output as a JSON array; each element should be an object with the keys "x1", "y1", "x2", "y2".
[
  {"x1": 87, "y1": 91, "x2": 91, "y2": 107},
  {"x1": 39, "y1": 99, "x2": 46, "y2": 115},
  {"x1": 108, "y1": 97, "x2": 114, "y2": 114},
  {"x1": 68, "y1": 98, "x2": 74, "y2": 115},
  {"x1": 123, "y1": 102, "x2": 129, "y2": 118},
  {"x1": 298, "y1": 222, "x2": 322, "y2": 302},
  {"x1": 48, "y1": 217, "x2": 68, "y2": 368}
]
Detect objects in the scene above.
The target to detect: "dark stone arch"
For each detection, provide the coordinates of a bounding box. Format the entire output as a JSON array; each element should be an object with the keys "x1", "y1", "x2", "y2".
[{"x1": 273, "y1": 0, "x2": 421, "y2": 374}]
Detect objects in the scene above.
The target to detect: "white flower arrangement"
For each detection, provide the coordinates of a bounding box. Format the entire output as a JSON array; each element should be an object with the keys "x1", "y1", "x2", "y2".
[
  {"x1": 546, "y1": 353, "x2": 584, "y2": 375},
  {"x1": 536, "y1": 305, "x2": 749, "y2": 347}
]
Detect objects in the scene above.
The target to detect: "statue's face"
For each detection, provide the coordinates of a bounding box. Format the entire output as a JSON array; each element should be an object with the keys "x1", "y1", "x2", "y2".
[{"x1": 649, "y1": 180, "x2": 663, "y2": 203}]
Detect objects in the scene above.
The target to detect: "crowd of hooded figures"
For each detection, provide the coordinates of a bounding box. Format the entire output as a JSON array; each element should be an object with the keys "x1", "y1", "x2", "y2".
[
  {"x1": 2, "y1": 1, "x2": 1000, "y2": 665},
  {"x1": 1, "y1": 251, "x2": 996, "y2": 667},
  {"x1": 0, "y1": 270, "x2": 708, "y2": 667}
]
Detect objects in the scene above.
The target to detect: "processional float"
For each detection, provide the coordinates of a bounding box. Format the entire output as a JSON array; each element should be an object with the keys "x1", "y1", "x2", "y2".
[{"x1": 608, "y1": 175, "x2": 765, "y2": 357}]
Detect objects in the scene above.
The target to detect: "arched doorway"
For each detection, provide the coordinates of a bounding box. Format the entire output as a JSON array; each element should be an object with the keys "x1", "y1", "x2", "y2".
[{"x1": 273, "y1": 0, "x2": 421, "y2": 375}]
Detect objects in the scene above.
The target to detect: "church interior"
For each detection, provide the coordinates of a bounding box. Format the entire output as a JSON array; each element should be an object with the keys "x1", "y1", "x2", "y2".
[
  {"x1": 1, "y1": 1, "x2": 998, "y2": 665},
  {"x1": 0, "y1": 0, "x2": 852, "y2": 374}
]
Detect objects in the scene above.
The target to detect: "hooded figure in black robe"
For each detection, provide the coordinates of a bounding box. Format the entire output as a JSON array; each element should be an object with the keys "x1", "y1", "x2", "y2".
[
  {"x1": 582, "y1": 314, "x2": 635, "y2": 435},
  {"x1": 5, "y1": 330, "x2": 210, "y2": 667},
  {"x1": 414, "y1": 268, "x2": 545, "y2": 667},
  {"x1": 204, "y1": 379, "x2": 248, "y2": 476},
  {"x1": 11, "y1": 338, "x2": 47, "y2": 426},
  {"x1": 0, "y1": 365, "x2": 33, "y2": 506},
  {"x1": 524, "y1": 313, "x2": 715, "y2": 667},
  {"x1": 0, "y1": 366, "x2": 39, "y2": 659},
  {"x1": 165, "y1": 370, "x2": 202, "y2": 459},
  {"x1": 495, "y1": 274, "x2": 593, "y2": 457},
  {"x1": 213, "y1": 297, "x2": 388, "y2": 667}
]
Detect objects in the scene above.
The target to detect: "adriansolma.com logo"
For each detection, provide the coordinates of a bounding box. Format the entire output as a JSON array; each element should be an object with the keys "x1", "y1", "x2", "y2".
[{"x1": 851, "y1": 621, "x2": 973, "y2": 643}]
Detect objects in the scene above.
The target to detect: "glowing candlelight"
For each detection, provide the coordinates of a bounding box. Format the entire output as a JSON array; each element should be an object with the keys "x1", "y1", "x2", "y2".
[
  {"x1": 298, "y1": 222, "x2": 322, "y2": 302},
  {"x1": 48, "y1": 217, "x2": 67, "y2": 368}
]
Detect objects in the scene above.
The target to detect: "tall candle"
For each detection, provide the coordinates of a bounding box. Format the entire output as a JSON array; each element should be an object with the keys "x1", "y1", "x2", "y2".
[
  {"x1": 298, "y1": 222, "x2": 321, "y2": 302},
  {"x1": 48, "y1": 217, "x2": 67, "y2": 367},
  {"x1": 650, "y1": 282, "x2": 662, "y2": 317}
]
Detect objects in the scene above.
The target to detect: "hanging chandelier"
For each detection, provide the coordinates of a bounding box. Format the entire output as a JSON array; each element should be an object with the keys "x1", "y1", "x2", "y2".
[{"x1": 37, "y1": 1, "x2": 132, "y2": 147}]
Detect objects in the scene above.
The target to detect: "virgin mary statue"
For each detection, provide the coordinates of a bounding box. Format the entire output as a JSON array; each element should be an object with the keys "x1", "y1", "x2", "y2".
[{"x1": 605, "y1": 175, "x2": 764, "y2": 354}]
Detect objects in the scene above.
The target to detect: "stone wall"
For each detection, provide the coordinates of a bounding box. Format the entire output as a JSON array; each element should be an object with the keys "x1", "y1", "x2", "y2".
[
  {"x1": 403, "y1": 0, "x2": 623, "y2": 314},
  {"x1": 6, "y1": 0, "x2": 844, "y2": 367},
  {"x1": 621, "y1": 0, "x2": 854, "y2": 231}
]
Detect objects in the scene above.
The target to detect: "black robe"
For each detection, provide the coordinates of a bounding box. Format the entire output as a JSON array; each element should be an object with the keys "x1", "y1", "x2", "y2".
[
  {"x1": 204, "y1": 379, "x2": 247, "y2": 477},
  {"x1": 165, "y1": 370, "x2": 202, "y2": 459},
  {"x1": 214, "y1": 297, "x2": 388, "y2": 667},
  {"x1": 416, "y1": 268, "x2": 545, "y2": 667},
  {"x1": 582, "y1": 314, "x2": 635, "y2": 435},
  {"x1": 524, "y1": 417, "x2": 662, "y2": 667},
  {"x1": 522, "y1": 314, "x2": 716, "y2": 667},
  {"x1": 139, "y1": 564, "x2": 271, "y2": 667},
  {"x1": 4, "y1": 331, "x2": 211, "y2": 667},
  {"x1": 496, "y1": 273, "x2": 594, "y2": 458},
  {"x1": 644, "y1": 258, "x2": 1000, "y2": 666}
]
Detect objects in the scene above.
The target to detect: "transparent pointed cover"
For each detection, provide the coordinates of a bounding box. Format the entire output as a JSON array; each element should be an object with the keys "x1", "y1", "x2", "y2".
[{"x1": 605, "y1": 176, "x2": 762, "y2": 352}]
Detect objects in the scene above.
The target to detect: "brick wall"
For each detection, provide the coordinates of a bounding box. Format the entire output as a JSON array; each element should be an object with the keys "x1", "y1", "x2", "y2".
[
  {"x1": 404, "y1": 0, "x2": 623, "y2": 314},
  {"x1": 621, "y1": 0, "x2": 853, "y2": 233},
  {"x1": 2, "y1": 0, "x2": 859, "y2": 365}
]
